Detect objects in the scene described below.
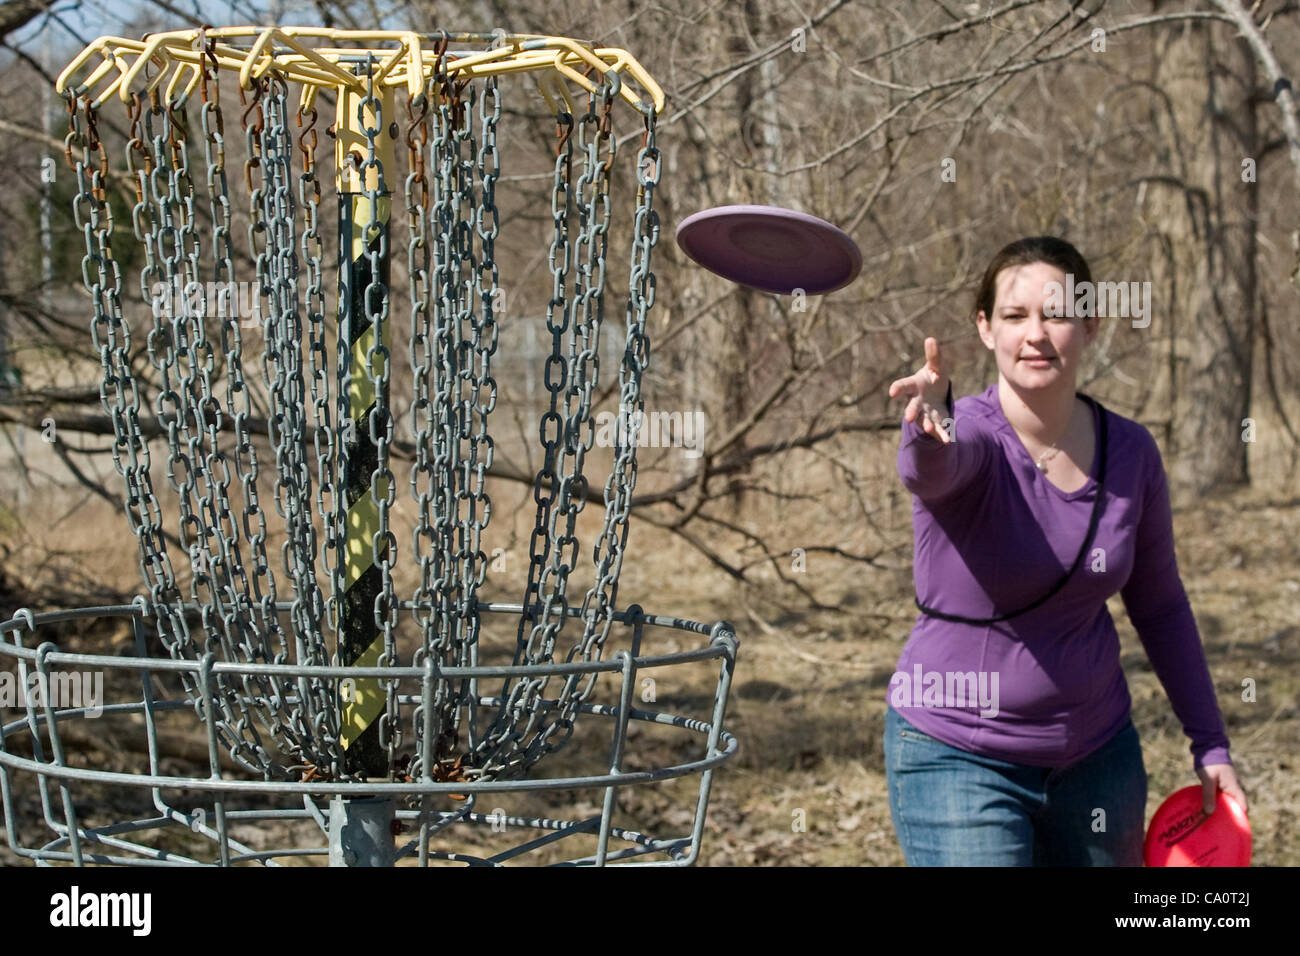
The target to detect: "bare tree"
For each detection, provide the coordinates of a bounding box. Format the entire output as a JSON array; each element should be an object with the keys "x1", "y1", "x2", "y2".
[{"x1": 1, "y1": 0, "x2": 1297, "y2": 612}]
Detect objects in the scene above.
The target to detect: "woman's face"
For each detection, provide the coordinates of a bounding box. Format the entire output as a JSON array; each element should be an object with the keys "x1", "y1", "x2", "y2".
[{"x1": 976, "y1": 261, "x2": 1097, "y2": 394}]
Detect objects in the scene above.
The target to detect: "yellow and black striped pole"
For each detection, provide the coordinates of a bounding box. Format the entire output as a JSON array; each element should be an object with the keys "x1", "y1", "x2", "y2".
[{"x1": 336, "y1": 79, "x2": 395, "y2": 777}]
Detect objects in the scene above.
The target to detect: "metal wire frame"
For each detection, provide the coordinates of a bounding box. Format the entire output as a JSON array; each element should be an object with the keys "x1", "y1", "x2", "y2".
[
  {"x1": 0, "y1": 602, "x2": 738, "y2": 866},
  {"x1": 41, "y1": 25, "x2": 713, "y2": 862}
]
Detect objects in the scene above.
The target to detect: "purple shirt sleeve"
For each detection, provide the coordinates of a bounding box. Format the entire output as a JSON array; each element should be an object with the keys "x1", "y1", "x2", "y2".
[
  {"x1": 1120, "y1": 433, "x2": 1233, "y2": 769},
  {"x1": 897, "y1": 382, "x2": 992, "y2": 502}
]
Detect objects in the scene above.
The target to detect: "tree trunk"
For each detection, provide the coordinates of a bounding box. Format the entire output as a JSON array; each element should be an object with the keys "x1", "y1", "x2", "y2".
[{"x1": 1169, "y1": 24, "x2": 1259, "y2": 497}]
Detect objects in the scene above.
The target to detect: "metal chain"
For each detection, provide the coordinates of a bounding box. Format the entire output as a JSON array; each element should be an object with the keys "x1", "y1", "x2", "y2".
[
  {"x1": 464, "y1": 70, "x2": 500, "y2": 743},
  {"x1": 406, "y1": 56, "x2": 466, "y2": 784},
  {"x1": 295, "y1": 90, "x2": 344, "y2": 775},
  {"x1": 406, "y1": 46, "x2": 499, "y2": 781},
  {"x1": 67, "y1": 51, "x2": 659, "y2": 787},
  {"x1": 428, "y1": 53, "x2": 464, "y2": 774},
  {"x1": 141, "y1": 89, "x2": 281, "y2": 771},
  {"x1": 68, "y1": 68, "x2": 352, "y2": 780},
  {"x1": 530, "y1": 82, "x2": 620, "y2": 762},
  {"x1": 463, "y1": 89, "x2": 575, "y2": 779},
  {"x1": 358, "y1": 60, "x2": 401, "y2": 773},
  {"x1": 239, "y1": 74, "x2": 286, "y2": 690},
  {"x1": 119, "y1": 91, "x2": 210, "y2": 738},
  {"x1": 258, "y1": 72, "x2": 333, "y2": 769},
  {"x1": 197, "y1": 50, "x2": 321, "y2": 772},
  {"x1": 73, "y1": 80, "x2": 268, "y2": 775},
  {"x1": 474, "y1": 82, "x2": 630, "y2": 776},
  {"x1": 406, "y1": 73, "x2": 437, "y2": 786},
  {"x1": 70, "y1": 93, "x2": 194, "y2": 689},
  {"x1": 229, "y1": 74, "x2": 319, "y2": 771},
  {"x1": 561, "y1": 105, "x2": 661, "y2": 741},
  {"x1": 196, "y1": 49, "x2": 263, "y2": 743}
]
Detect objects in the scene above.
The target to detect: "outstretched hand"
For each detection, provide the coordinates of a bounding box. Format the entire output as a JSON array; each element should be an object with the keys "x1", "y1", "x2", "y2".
[
  {"x1": 889, "y1": 336, "x2": 952, "y2": 444},
  {"x1": 1197, "y1": 762, "x2": 1248, "y2": 818}
]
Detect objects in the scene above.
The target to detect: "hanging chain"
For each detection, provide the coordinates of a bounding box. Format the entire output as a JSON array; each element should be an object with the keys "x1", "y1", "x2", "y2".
[
  {"x1": 406, "y1": 71, "x2": 438, "y2": 786},
  {"x1": 356, "y1": 60, "x2": 401, "y2": 773},
  {"x1": 66, "y1": 44, "x2": 660, "y2": 786},
  {"x1": 429, "y1": 44, "x2": 463, "y2": 774},
  {"x1": 258, "y1": 71, "x2": 334, "y2": 771},
  {"x1": 296, "y1": 86, "x2": 344, "y2": 774},
  {"x1": 565, "y1": 105, "x2": 661, "y2": 733},
  {"x1": 70, "y1": 91, "x2": 195, "y2": 692},
  {"x1": 406, "y1": 53, "x2": 468, "y2": 784},
  {"x1": 464, "y1": 69, "x2": 500, "y2": 746},
  {"x1": 239, "y1": 74, "x2": 285, "y2": 681},
  {"x1": 407, "y1": 39, "x2": 498, "y2": 781},
  {"x1": 597, "y1": 109, "x2": 661, "y2": 614},
  {"x1": 473, "y1": 82, "x2": 627, "y2": 776},
  {"x1": 197, "y1": 40, "x2": 261, "y2": 733},
  {"x1": 461, "y1": 85, "x2": 575, "y2": 779},
  {"x1": 533, "y1": 82, "x2": 619, "y2": 760},
  {"x1": 144, "y1": 85, "x2": 280, "y2": 769},
  {"x1": 198, "y1": 44, "x2": 323, "y2": 771}
]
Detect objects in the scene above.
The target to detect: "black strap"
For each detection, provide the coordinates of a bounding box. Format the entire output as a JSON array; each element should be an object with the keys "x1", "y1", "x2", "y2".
[{"x1": 914, "y1": 393, "x2": 1108, "y2": 625}]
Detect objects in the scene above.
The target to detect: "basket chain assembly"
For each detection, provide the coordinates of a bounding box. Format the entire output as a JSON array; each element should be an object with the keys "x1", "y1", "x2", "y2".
[
  {"x1": 0, "y1": 28, "x2": 738, "y2": 868},
  {"x1": 60, "y1": 32, "x2": 665, "y2": 785}
]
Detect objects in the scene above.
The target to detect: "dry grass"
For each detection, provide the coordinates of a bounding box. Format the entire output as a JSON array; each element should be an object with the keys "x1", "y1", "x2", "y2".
[{"x1": 1, "y1": 432, "x2": 1297, "y2": 866}]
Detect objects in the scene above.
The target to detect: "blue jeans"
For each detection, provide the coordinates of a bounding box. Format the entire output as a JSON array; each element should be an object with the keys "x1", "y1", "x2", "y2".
[{"x1": 884, "y1": 707, "x2": 1147, "y2": 866}]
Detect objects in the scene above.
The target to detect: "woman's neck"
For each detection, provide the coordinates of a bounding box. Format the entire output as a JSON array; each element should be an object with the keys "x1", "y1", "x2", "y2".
[{"x1": 997, "y1": 377, "x2": 1078, "y2": 444}]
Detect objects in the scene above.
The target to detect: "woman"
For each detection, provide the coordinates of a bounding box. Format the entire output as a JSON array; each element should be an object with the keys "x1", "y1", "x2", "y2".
[{"x1": 884, "y1": 236, "x2": 1247, "y2": 866}]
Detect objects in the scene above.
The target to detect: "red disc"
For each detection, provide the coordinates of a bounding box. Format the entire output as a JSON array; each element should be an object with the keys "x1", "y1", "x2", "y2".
[
  {"x1": 1144, "y1": 786, "x2": 1251, "y2": 867},
  {"x1": 674, "y1": 204, "x2": 862, "y2": 296}
]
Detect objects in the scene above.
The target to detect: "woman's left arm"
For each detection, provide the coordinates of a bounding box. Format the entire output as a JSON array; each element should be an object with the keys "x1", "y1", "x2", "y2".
[{"x1": 1119, "y1": 431, "x2": 1248, "y2": 816}]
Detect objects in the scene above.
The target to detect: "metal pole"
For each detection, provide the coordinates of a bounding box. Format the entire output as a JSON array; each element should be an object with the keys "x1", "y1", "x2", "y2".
[
  {"x1": 328, "y1": 797, "x2": 397, "y2": 866},
  {"x1": 336, "y1": 73, "x2": 396, "y2": 780}
]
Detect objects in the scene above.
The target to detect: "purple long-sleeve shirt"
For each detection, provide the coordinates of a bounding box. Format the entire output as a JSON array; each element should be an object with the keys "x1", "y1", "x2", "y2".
[{"x1": 891, "y1": 382, "x2": 1232, "y2": 769}]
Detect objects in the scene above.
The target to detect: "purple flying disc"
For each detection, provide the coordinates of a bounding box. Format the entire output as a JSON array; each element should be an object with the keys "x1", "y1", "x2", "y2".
[{"x1": 675, "y1": 204, "x2": 862, "y2": 296}]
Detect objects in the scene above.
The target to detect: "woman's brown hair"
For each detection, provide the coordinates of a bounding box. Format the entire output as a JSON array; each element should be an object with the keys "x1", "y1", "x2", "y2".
[{"x1": 971, "y1": 236, "x2": 1092, "y2": 323}]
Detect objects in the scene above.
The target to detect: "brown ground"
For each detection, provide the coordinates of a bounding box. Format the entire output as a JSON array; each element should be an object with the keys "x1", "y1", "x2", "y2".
[{"x1": 1, "y1": 464, "x2": 1295, "y2": 866}]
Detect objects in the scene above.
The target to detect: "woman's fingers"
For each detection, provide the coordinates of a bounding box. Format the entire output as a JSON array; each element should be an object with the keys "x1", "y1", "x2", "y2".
[
  {"x1": 915, "y1": 401, "x2": 952, "y2": 443},
  {"x1": 924, "y1": 336, "x2": 943, "y2": 376},
  {"x1": 1226, "y1": 777, "x2": 1249, "y2": 815},
  {"x1": 925, "y1": 406, "x2": 951, "y2": 443},
  {"x1": 904, "y1": 394, "x2": 922, "y2": 423},
  {"x1": 892, "y1": 340, "x2": 950, "y2": 436},
  {"x1": 1198, "y1": 763, "x2": 1249, "y2": 816},
  {"x1": 892, "y1": 369, "x2": 927, "y2": 398},
  {"x1": 901, "y1": 388, "x2": 951, "y2": 440},
  {"x1": 892, "y1": 339, "x2": 946, "y2": 401}
]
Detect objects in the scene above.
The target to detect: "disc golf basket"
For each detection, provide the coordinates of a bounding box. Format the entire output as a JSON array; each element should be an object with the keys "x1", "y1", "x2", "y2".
[{"x1": 0, "y1": 27, "x2": 739, "y2": 866}]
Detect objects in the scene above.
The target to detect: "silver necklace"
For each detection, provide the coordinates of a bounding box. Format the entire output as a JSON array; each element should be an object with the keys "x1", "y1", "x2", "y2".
[
  {"x1": 1034, "y1": 407, "x2": 1074, "y2": 471},
  {"x1": 1010, "y1": 397, "x2": 1076, "y2": 472}
]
